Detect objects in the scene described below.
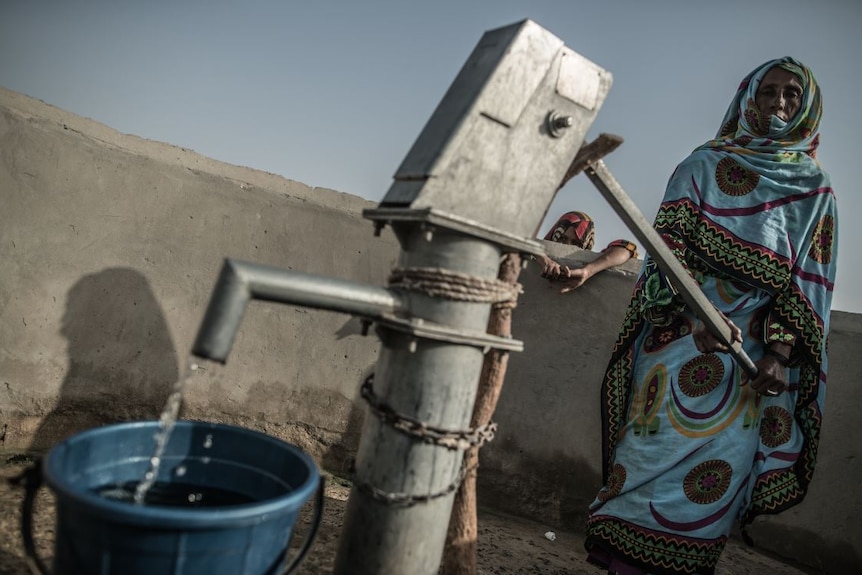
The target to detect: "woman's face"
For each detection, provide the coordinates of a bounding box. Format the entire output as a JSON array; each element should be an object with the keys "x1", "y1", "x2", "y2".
[
  {"x1": 561, "y1": 227, "x2": 581, "y2": 245},
  {"x1": 755, "y1": 67, "x2": 803, "y2": 123}
]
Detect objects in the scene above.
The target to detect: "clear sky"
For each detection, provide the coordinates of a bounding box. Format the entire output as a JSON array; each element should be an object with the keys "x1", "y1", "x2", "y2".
[{"x1": 1, "y1": 0, "x2": 859, "y2": 313}]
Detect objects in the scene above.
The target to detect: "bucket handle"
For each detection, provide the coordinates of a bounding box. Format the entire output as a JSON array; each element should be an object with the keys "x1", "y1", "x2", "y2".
[
  {"x1": 9, "y1": 460, "x2": 325, "y2": 575},
  {"x1": 281, "y1": 475, "x2": 325, "y2": 574},
  {"x1": 9, "y1": 458, "x2": 49, "y2": 575}
]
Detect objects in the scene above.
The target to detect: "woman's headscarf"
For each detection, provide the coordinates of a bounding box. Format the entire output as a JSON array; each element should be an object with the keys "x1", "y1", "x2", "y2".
[
  {"x1": 543, "y1": 211, "x2": 595, "y2": 249},
  {"x1": 700, "y1": 56, "x2": 822, "y2": 159}
]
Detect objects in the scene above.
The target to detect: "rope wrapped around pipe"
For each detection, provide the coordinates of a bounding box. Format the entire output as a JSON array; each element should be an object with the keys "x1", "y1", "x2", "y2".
[{"x1": 388, "y1": 266, "x2": 521, "y2": 304}]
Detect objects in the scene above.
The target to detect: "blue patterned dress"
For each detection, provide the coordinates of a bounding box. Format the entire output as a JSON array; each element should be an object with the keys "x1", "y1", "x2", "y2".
[{"x1": 584, "y1": 57, "x2": 838, "y2": 575}]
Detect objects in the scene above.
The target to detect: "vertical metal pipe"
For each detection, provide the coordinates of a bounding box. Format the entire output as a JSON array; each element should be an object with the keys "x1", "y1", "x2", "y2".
[{"x1": 333, "y1": 226, "x2": 502, "y2": 575}]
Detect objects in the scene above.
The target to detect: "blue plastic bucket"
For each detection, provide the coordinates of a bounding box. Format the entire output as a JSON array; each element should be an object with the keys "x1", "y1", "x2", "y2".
[{"x1": 20, "y1": 420, "x2": 322, "y2": 575}]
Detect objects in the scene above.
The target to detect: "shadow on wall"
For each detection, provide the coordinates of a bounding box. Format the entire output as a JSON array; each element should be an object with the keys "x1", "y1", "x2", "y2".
[
  {"x1": 324, "y1": 317, "x2": 372, "y2": 476},
  {"x1": 320, "y1": 369, "x2": 370, "y2": 477},
  {"x1": 477, "y1": 433, "x2": 604, "y2": 533},
  {"x1": 29, "y1": 268, "x2": 179, "y2": 450},
  {"x1": 228, "y1": 316, "x2": 371, "y2": 478}
]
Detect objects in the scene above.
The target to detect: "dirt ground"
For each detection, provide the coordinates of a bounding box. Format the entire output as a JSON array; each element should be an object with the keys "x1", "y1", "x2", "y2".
[{"x1": 0, "y1": 454, "x2": 822, "y2": 575}]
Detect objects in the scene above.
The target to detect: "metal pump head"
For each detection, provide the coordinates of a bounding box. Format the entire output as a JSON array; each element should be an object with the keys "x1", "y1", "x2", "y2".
[{"x1": 371, "y1": 19, "x2": 613, "y2": 241}]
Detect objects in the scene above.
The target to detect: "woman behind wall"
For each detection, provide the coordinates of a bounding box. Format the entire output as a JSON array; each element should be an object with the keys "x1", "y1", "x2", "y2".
[
  {"x1": 534, "y1": 211, "x2": 638, "y2": 291},
  {"x1": 584, "y1": 57, "x2": 838, "y2": 575}
]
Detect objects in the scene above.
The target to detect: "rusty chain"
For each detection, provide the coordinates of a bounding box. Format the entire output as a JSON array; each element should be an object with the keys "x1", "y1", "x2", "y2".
[
  {"x1": 360, "y1": 375, "x2": 496, "y2": 451},
  {"x1": 352, "y1": 374, "x2": 494, "y2": 506},
  {"x1": 352, "y1": 458, "x2": 475, "y2": 507}
]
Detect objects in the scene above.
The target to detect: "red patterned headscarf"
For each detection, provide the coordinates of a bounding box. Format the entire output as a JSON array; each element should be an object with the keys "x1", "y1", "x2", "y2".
[{"x1": 544, "y1": 211, "x2": 595, "y2": 249}]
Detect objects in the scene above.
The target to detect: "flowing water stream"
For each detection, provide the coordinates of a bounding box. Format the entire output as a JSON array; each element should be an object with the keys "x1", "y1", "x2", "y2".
[{"x1": 132, "y1": 359, "x2": 201, "y2": 505}]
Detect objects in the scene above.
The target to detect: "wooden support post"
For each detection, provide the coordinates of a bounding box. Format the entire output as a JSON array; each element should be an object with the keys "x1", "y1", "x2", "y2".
[{"x1": 441, "y1": 253, "x2": 522, "y2": 575}]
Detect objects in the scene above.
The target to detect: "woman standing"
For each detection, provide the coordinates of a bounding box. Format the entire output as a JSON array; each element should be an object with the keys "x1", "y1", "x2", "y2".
[{"x1": 584, "y1": 57, "x2": 838, "y2": 575}]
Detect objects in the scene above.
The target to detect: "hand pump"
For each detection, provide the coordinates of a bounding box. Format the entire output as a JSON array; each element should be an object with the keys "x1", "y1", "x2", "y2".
[{"x1": 191, "y1": 19, "x2": 613, "y2": 575}]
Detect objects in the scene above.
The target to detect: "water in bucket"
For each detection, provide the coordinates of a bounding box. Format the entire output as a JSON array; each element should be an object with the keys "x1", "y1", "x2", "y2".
[{"x1": 97, "y1": 479, "x2": 257, "y2": 507}]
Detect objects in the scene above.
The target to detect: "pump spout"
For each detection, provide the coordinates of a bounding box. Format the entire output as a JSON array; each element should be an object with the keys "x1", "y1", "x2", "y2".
[{"x1": 192, "y1": 258, "x2": 404, "y2": 363}]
